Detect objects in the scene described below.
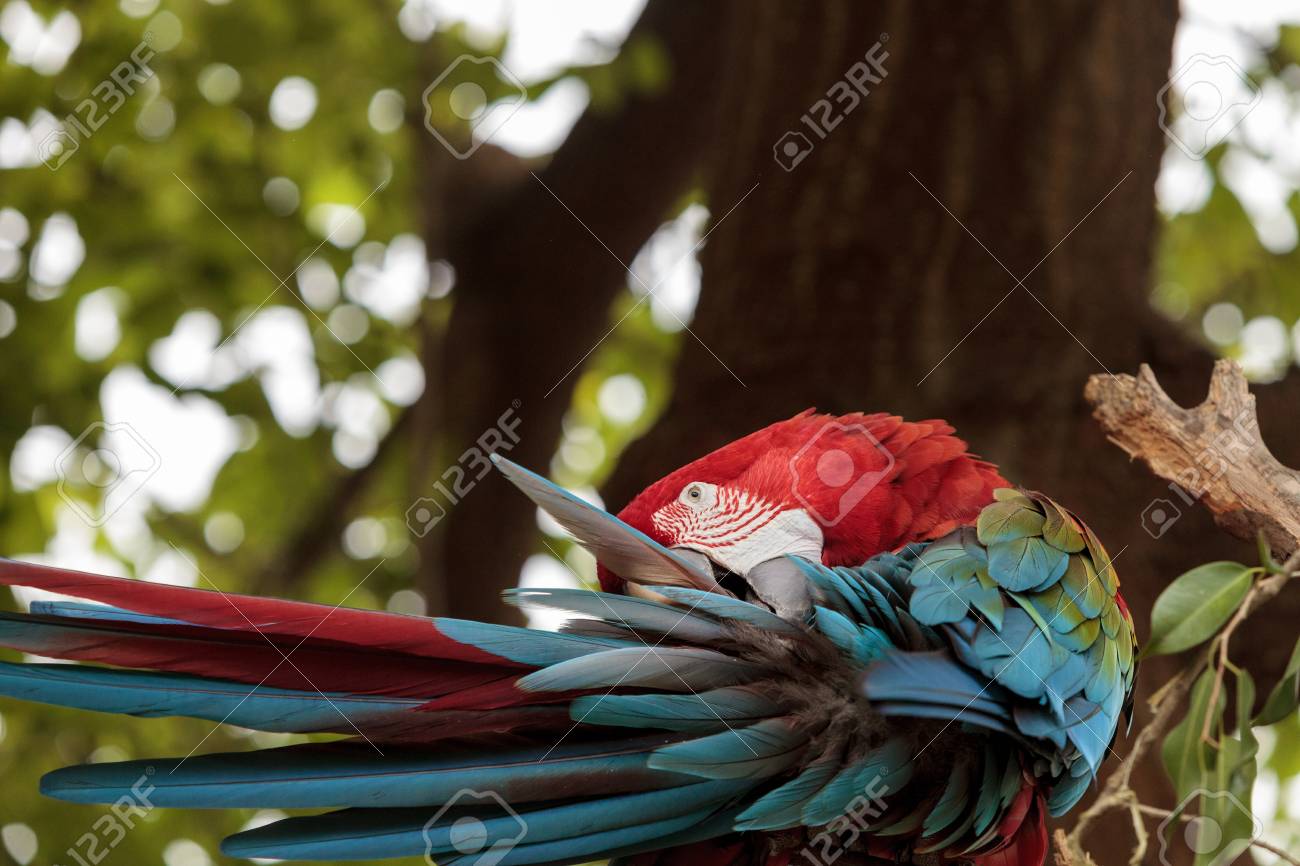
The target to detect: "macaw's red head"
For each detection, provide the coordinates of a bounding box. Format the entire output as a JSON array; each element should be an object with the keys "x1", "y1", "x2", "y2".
[{"x1": 602, "y1": 410, "x2": 1009, "y2": 594}]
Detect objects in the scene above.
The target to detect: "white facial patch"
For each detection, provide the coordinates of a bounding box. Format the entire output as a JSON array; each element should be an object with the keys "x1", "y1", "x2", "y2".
[{"x1": 652, "y1": 486, "x2": 825, "y2": 576}]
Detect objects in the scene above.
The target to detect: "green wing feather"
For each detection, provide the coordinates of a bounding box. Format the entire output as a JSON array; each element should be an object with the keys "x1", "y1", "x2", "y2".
[{"x1": 906, "y1": 487, "x2": 1139, "y2": 813}]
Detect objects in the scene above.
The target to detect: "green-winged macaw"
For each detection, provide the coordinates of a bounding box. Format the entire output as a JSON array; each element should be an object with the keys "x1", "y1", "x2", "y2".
[{"x1": 0, "y1": 410, "x2": 1136, "y2": 866}]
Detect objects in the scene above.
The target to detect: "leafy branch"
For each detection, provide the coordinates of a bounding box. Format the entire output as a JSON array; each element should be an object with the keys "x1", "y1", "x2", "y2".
[{"x1": 1057, "y1": 361, "x2": 1300, "y2": 866}]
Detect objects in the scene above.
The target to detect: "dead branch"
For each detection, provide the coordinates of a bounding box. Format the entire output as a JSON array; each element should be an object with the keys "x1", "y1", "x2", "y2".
[
  {"x1": 1052, "y1": 829, "x2": 1093, "y2": 866},
  {"x1": 1085, "y1": 359, "x2": 1300, "y2": 555},
  {"x1": 1068, "y1": 360, "x2": 1300, "y2": 864}
]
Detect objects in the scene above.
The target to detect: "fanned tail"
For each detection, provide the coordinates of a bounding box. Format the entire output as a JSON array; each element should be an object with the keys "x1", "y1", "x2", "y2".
[{"x1": 0, "y1": 556, "x2": 791, "y2": 862}]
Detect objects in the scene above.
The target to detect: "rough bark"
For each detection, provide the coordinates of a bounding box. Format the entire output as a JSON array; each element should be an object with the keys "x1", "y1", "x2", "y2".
[
  {"x1": 1088, "y1": 361, "x2": 1300, "y2": 555},
  {"x1": 248, "y1": 1, "x2": 728, "y2": 612}
]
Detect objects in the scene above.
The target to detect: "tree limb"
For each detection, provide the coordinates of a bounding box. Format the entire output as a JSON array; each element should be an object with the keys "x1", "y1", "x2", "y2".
[
  {"x1": 1085, "y1": 360, "x2": 1300, "y2": 555},
  {"x1": 249, "y1": 1, "x2": 727, "y2": 605}
]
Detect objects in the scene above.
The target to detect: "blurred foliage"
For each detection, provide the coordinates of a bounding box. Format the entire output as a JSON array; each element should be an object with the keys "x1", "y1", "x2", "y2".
[
  {"x1": 0, "y1": 1, "x2": 678, "y2": 863},
  {"x1": 1122, "y1": 21, "x2": 1300, "y2": 850},
  {"x1": 1156, "y1": 23, "x2": 1300, "y2": 382}
]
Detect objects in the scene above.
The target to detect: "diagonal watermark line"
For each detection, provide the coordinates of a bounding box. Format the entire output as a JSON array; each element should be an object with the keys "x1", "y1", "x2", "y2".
[
  {"x1": 171, "y1": 173, "x2": 390, "y2": 393},
  {"x1": 173, "y1": 173, "x2": 281, "y2": 278},
  {"x1": 634, "y1": 182, "x2": 756, "y2": 389},
  {"x1": 542, "y1": 293, "x2": 651, "y2": 399},
  {"x1": 915, "y1": 285, "x2": 1019, "y2": 386},
  {"x1": 911, "y1": 170, "x2": 1132, "y2": 385},
  {"x1": 677, "y1": 321, "x2": 748, "y2": 389},
  {"x1": 683, "y1": 182, "x2": 758, "y2": 269},
  {"x1": 531, "y1": 172, "x2": 636, "y2": 273},
  {"x1": 170, "y1": 660, "x2": 289, "y2": 769},
  {"x1": 169, "y1": 562, "x2": 387, "y2": 768},
  {"x1": 910, "y1": 651, "x2": 1022, "y2": 763},
  {"x1": 909, "y1": 172, "x2": 1017, "y2": 280},
  {"x1": 1018, "y1": 277, "x2": 1116, "y2": 376},
  {"x1": 533, "y1": 539, "x2": 758, "y2": 759},
  {"x1": 909, "y1": 542, "x2": 1131, "y2": 768},
  {"x1": 168, "y1": 545, "x2": 387, "y2": 762},
  {"x1": 1020, "y1": 171, "x2": 1133, "y2": 283},
  {"x1": 540, "y1": 542, "x2": 760, "y2": 753},
  {"x1": 532, "y1": 172, "x2": 753, "y2": 395}
]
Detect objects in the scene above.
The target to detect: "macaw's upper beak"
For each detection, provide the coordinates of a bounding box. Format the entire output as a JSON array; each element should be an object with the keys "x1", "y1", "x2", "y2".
[{"x1": 490, "y1": 454, "x2": 721, "y2": 593}]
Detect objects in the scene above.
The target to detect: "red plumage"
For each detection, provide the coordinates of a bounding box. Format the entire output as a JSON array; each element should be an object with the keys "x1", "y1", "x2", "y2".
[
  {"x1": 0, "y1": 558, "x2": 505, "y2": 661},
  {"x1": 971, "y1": 789, "x2": 1049, "y2": 866},
  {"x1": 0, "y1": 412, "x2": 1089, "y2": 866},
  {"x1": 604, "y1": 411, "x2": 1056, "y2": 866},
  {"x1": 0, "y1": 559, "x2": 520, "y2": 698},
  {"x1": 606, "y1": 410, "x2": 1007, "y2": 591}
]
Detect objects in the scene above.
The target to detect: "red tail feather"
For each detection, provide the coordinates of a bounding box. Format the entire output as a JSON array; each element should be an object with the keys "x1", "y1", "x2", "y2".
[
  {"x1": 972, "y1": 788, "x2": 1049, "y2": 866},
  {"x1": 0, "y1": 559, "x2": 504, "y2": 661},
  {"x1": 0, "y1": 559, "x2": 522, "y2": 697}
]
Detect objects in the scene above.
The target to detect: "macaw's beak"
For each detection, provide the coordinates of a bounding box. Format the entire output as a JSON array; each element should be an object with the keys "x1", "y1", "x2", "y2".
[
  {"x1": 663, "y1": 547, "x2": 814, "y2": 623},
  {"x1": 491, "y1": 453, "x2": 816, "y2": 622},
  {"x1": 490, "y1": 454, "x2": 720, "y2": 592},
  {"x1": 745, "y1": 556, "x2": 817, "y2": 622}
]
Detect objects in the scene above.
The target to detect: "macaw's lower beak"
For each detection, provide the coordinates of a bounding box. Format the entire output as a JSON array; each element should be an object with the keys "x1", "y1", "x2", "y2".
[
  {"x1": 666, "y1": 546, "x2": 816, "y2": 624},
  {"x1": 745, "y1": 556, "x2": 817, "y2": 622}
]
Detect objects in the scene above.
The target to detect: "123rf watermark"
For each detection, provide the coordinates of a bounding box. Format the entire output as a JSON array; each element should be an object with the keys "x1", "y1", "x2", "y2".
[
  {"x1": 774, "y1": 36, "x2": 889, "y2": 172},
  {"x1": 789, "y1": 420, "x2": 895, "y2": 528},
  {"x1": 1140, "y1": 402, "x2": 1256, "y2": 539},
  {"x1": 423, "y1": 788, "x2": 527, "y2": 866},
  {"x1": 53, "y1": 769, "x2": 155, "y2": 866},
  {"x1": 55, "y1": 421, "x2": 162, "y2": 528},
  {"x1": 422, "y1": 55, "x2": 527, "y2": 160},
  {"x1": 793, "y1": 774, "x2": 890, "y2": 865},
  {"x1": 1157, "y1": 54, "x2": 1260, "y2": 160},
  {"x1": 406, "y1": 403, "x2": 522, "y2": 537},
  {"x1": 39, "y1": 34, "x2": 157, "y2": 171},
  {"x1": 1156, "y1": 789, "x2": 1262, "y2": 866}
]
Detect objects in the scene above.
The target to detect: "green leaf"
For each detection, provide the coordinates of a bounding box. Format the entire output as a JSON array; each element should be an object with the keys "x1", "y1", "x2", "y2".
[
  {"x1": 1143, "y1": 562, "x2": 1255, "y2": 657},
  {"x1": 1256, "y1": 530, "x2": 1285, "y2": 574},
  {"x1": 1162, "y1": 669, "x2": 1226, "y2": 802},
  {"x1": 1255, "y1": 636, "x2": 1300, "y2": 726},
  {"x1": 1265, "y1": 712, "x2": 1300, "y2": 778}
]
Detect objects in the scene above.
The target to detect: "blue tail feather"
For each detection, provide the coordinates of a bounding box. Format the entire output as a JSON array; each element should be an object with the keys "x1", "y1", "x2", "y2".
[
  {"x1": 41, "y1": 735, "x2": 693, "y2": 809},
  {"x1": 222, "y1": 778, "x2": 750, "y2": 861},
  {"x1": 0, "y1": 662, "x2": 422, "y2": 732}
]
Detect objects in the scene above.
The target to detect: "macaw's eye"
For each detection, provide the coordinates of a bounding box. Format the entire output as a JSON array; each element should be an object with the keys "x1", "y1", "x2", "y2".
[{"x1": 679, "y1": 482, "x2": 716, "y2": 508}]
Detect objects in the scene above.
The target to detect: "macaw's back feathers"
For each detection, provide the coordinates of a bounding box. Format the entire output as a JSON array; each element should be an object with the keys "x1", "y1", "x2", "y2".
[
  {"x1": 866, "y1": 488, "x2": 1138, "y2": 815},
  {"x1": 0, "y1": 439, "x2": 1131, "y2": 866}
]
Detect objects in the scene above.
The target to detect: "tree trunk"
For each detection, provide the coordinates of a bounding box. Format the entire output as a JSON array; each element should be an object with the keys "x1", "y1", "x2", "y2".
[
  {"x1": 600, "y1": 1, "x2": 1242, "y2": 860},
  {"x1": 428, "y1": 0, "x2": 727, "y2": 620}
]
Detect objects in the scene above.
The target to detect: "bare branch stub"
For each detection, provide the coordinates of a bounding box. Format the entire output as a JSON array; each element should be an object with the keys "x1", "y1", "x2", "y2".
[{"x1": 1084, "y1": 360, "x2": 1300, "y2": 555}]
